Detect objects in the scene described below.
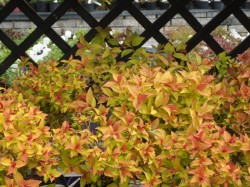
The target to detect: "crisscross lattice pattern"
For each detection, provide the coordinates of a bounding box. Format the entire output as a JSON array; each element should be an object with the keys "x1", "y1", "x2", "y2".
[{"x1": 0, "y1": 0, "x2": 249, "y2": 77}]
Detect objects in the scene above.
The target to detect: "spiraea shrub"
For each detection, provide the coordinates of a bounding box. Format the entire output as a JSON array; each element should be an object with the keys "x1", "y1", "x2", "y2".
[{"x1": 0, "y1": 28, "x2": 250, "y2": 186}]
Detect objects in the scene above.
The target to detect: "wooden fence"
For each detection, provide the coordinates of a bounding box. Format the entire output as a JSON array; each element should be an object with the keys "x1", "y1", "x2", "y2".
[{"x1": 0, "y1": 0, "x2": 249, "y2": 77}]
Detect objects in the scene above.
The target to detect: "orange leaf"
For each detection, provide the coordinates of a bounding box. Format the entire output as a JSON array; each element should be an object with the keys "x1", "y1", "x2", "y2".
[
  {"x1": 191, "y1": 155, "x2": 212, "y2": 167},
  {"x1": 1, "y1": 98, "x2": 14, "y2": 109},
  {"x1": 143, "y1": 176, "x2": 162, "y2": 187},
  {"x1": 236, "y1": 111, "x2": 247, "y2": 122},
  {"x1": 134, "y1": 94, "x2": 148, "y2": 111},
  {"x1": 240, "y1": 82, "x2": 250, "y2": 99},
  {"x1": 203, "y1": 58, "x2": 213, "y2": 66},
  {"x1": 21, "y1": 150, "x2": 28, "y2": 163},
  {"x1": 7, "y1": 161, "x2": 26, "y2": 175},
  {"x1": 240, "y1": 142, "x2": 250, "y2": 151},
  {"x1": 14, "y1": 172, "x2": 41, "y2": 187},
  {"x1": 5, "y1": 177, "x2": 14, "y2": 187},
  {"x1": 114, "y1": 74, "x2": 123, "y2": 84},
  {"x1": 76, "y1": 43, "x2": 85, "y2": 49},
  {"x1": 238, "y1": 50, "x2": 250, "y2": 62},
  {"x1": 197, "y1": 75, "x2": 214, "y2": 91},
  {"x1": 61, "y1": 121, "x2": 71, "y2": 133},
  {"x1": 21, "y1": 179, "x2": 42, "y2": 187},
  {"x1": 3, "y1": 109, "x2": 11, "y2": 129}
]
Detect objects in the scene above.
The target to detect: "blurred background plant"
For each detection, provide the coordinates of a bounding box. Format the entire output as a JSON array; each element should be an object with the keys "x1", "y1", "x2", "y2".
[{"x1": 0, "y1": 0, "x2": 9, "y2": 7}]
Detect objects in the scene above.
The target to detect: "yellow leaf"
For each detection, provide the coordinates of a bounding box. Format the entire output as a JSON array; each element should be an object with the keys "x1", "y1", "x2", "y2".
[
  {"x1": 245, "y1": 176, "x2": 250, "y2": 182},
  {"x1": 190, "y1": 109, "x2": 199, "y2": 129},
  {"x1": 198, "y1": 102, "x2": 215, "y2": 116},
  {"x1": 126, "y1": 85, "x2": 139, "y2": 98},
  {"x1": 76, "y1": 48, "x2": 85, "y2": 57},
  {"x1": 155, "y1": 91, "x2": 164, "y2": 108},
  {"x1": 139, "y1": 104, "x2": 150, "y2": 114},
  {"x1": 151, "y1": 106, "x2": 157, "y2": 115},
  {"x1": 71, "y1": 135, "x2": 80, "y2": 145},
  {"x1": 158, "y1": 54, "x2": 169, "y2": 66},
  {"x1": 86, "y1": 88, "x2": 96, "y2": 108},
  {"x1": 144, "y1": 171, "x2": 152, "y2": 180},
  {"x1": 101, "y1": 87, "x2": 113, "y2": 97},
  {"x1": 186, "y1": 124, "x2": 194, "y2": 137},
  {"x1": 13, "y1": 172, "x2": 24, "y2": 183},
  {"x1": 49, "y1": 169, "x2": 62, "y2": 179},
  {"x1": 162, "y1": 71, "x2": 173, "y2": 83},
  {"x1": 176, "y1": 73, "x2": 184, "y2": 84},
  {"x1": 79, "y1": 33, "x2": 86, "y2": 45},
  {"x1": 161, "y1": 106, "x2": 171, "y2": 116},
  {"x1": 0, "y1": 157, "x2": 11, "y2": 166}
]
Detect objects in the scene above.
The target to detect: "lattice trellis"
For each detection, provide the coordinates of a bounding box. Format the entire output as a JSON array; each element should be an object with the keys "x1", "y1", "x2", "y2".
[{"x1": 0, "y1": 0, "x2": 249, "y2": 77}]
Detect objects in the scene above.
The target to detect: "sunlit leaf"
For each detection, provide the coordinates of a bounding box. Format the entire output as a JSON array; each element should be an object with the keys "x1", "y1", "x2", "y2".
[
  {"x1": 132, "y1": 36, "x2": 144, "y2": 47},
  {"x1": 86, "y1": 88, "x2": 96, "y2": 108},
  {"x1": 121, "y1": 49, "x2": 133, "y2": 58}
]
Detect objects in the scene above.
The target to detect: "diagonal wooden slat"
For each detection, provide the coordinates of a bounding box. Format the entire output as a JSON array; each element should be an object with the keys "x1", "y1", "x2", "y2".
[
  {"x1": 0, "y1": 29, "x2": 18, "y2": 51},
  {"x1": 127, "y1": 4, "x2": 168, "y2": 44},
  {"x1": 61, "y1": 0, "x2": 134, "y2": 60},
  {"x1": 0, "y1": 0, "x2": 17, "y2": 23},
  {"x1": 138, "y1": 0, "x2": 191, "y2": 47},
  {"x1": 19, "y1": 0, "x2": 72, "y2": 52},
  {"x1": 168, "y1": 0, "x2": 224, "y2": 55},
  {"x1": 220, "y1": 0, "x2": 250, "y2": 56},
  {"x1": 0, "y1": 0, "x2": 73, "y2": 75},
  {"x1": 186, "y1": 0, "x2": 246, "y2": 52}
]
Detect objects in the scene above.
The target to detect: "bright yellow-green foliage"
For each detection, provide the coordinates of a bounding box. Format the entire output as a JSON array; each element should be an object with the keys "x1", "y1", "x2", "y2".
[
  {"x1": 214, "y1": 51, "x2": 250, "y2": 135},
  {"x1": 12, "y1": 59, "x2": 89, "y2": 128},
  {"x1": 0, "y1": 28, "x2": 249, "y2": 186},
  {"x1": 0, "y1": 89, "x2": 60, "y2": 185}
]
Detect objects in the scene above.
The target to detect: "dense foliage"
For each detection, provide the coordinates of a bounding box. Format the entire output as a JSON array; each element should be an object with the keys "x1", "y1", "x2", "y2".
[{"x1": 0, "y1": 28, "x2": 250, "y2": 186}]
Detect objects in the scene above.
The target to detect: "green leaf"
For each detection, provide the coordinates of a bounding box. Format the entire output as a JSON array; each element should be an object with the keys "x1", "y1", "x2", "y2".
[
  {"x1": 173, "y1": 53, "x2": 187, "y2": 61},
  {"x1": 161, "y1": 184, "x2": 171, "y2": 187},
  {"x1": 95, "y1": 26, "x2": 111, "y2": 39},
  {"x1": 218, "y1": 51, "x2": 227, "y2": 61},
  {"x1": 176, "y1": 43, "x2": 187, "y2": 52},
  {"x1": 121, "y1": 49, "x2": 133, "y2": 58},
  {"x1": 164, "y1": 43, "x2": 175, "y2": 54},
  {"x1": 46, "y1": 184, "x2": 55, "y2": 187},
  {"x1": 79, "y1": 33, "x2": 88, "y2": 46},
  {"x1": 111, "y1": 47, "x2": 122, "y2": 54},
  {"x1": 80, "y1": 177, "x2": 87, "y2": 187},
  {"x1": 215, "y1": 61, "x2": 221, "y2": 69},
  {"x1": 173, "y1": 158, "x2": 181, "y2": 170},
  {"x1": 86, "y1": 88, "x2": 96, "y2": 108},
  {"x1": 132, "y1": 36, "x2": 144, "y2": 47},
  {"x1": 106, "y1": 183, "x2": 118, "y2": 187},
  {"x1": 102, "y1": 49, "x2": 111, "y2": 58},
  {"x1": 108, "y1": 38, "x2": 119, "y2": 46}
]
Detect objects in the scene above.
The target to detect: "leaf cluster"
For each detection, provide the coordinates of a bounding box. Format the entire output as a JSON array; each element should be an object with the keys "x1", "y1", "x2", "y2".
[{"x1": 0, "y1": 28, "x2": 249, "y2": 187}]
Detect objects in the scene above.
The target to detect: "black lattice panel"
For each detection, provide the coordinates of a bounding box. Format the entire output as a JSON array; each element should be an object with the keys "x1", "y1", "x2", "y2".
[{"x1": 0, "y1": 0, "x2": 249, "y2": 77}]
